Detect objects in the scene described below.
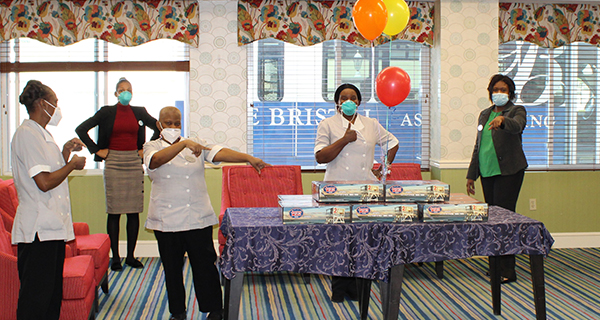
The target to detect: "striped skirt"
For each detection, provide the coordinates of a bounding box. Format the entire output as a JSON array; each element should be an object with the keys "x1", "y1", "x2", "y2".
[{"x1": 103, "y1": 150, "x2": 144, "y2": 214}]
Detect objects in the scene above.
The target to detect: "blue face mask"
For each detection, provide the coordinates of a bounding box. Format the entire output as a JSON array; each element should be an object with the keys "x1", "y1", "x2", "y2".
[
  {"x1": 340, "y1": 100, "x2": 357, "y2": 116},
  {"x1": 118, "y1": 91, "x2": 132, "y2": 105},
  {"x1": 491, "y1": 93, "x2": 509, "y2": 107}
]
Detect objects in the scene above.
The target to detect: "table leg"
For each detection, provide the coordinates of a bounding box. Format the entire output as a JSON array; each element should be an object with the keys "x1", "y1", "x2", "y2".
[
  {"x1": 489, "y1": 256, "x2": 502, "y2": 315},
  {"x1": 435, "y1": 261, "x2": 444, "y2": 279},
  {"x1": 223, "y1": 272, "x2": 244, "y2": 320},
  {"x1": 529, "y1": 254, "x2": 546, "y2": 320},
  {"x1": 381, "y1": 264, "x2": 405, "y2": 320},
  {"x1": 356, "y1": 278, "x2": 372, "y2": 320}
]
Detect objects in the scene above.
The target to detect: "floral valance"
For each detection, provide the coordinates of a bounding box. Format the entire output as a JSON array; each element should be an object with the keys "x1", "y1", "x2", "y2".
[
  {"x1": 238, "y1": 0, "x2": 434, "y2": 48},
  {"x1": 500, "y1": 3, "x2": 600, "y2": 49},
  {"x1": 0, "y1": 0, "x2": 198, "y2": 47}
]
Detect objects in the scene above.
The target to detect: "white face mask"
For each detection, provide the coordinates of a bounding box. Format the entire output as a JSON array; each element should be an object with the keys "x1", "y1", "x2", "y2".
[
  {"x1": 43, "y1": 99, "x2": 62, "y2": 126},
  {"x1": 159, "y1": 123, "x2": 181, "y2": 144}
]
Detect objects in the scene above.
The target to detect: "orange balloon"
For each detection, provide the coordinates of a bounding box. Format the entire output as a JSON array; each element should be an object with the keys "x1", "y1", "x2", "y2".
[{"x1": 352, "y1": 0, "x2": 388, "y2": 41}]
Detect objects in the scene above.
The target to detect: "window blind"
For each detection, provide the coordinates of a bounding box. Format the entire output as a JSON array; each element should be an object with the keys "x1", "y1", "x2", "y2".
[
  {"x1": 247, "y1": 39, "x2": 430, "y2": 169},
  {"x1": 499, "y1": 41, "x2": 600, "y2": 169}
]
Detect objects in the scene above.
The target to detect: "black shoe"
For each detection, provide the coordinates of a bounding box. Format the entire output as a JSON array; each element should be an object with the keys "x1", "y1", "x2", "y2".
[
  {"x1": 169, "y1": 312, "x2": 186, "y2": 320},
  {"x1": 110, "y1": 258, "x2": 122, "y2": 271},
  {"x1": 206, "y1": 309, "x2": 223, "y2": 320},
  {"x1": 125, "y1": 257, "x2": 144, "y2": 269},
  {"x1": 331, "y1": 292, "x2": 344, "y2": 303}
]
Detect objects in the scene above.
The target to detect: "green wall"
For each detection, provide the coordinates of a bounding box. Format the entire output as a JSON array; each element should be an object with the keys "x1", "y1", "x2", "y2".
[{"x1": 6, "y1": 168, "x2": 598, "y2": 240}]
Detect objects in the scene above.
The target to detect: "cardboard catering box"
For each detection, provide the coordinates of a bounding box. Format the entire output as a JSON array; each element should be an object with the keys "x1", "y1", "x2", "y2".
[
  {"x1": 420, "y1": 194, "x2": 488, "y2": 222},
  {"x1": 352, "y1": 203, "x2": 419, "y2": 223},
  {"x1": 312, "y1": 181, "x2": 384, "y2": 203},
  {"x1": 385, "y1": 180, "x2": 450, "y2": 203},
  {"x1": 279, "y1": 195, "x2": 352, "y2": 224}
]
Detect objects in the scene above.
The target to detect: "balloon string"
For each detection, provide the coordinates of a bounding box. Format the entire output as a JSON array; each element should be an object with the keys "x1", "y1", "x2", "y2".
[{"x1": 383, "y1": 107, "x2": 390, "y2": 184}]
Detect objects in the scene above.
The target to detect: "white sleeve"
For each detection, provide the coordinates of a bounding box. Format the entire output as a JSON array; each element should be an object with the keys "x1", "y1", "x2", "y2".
[
  {"x1": 314, "y1": 120, "x2": 331, "y2": 154},
  {"x1": 143, "y1": 141, "x2": 160, "y2": 172},
  {"x1": 375, "y1": 120, "x2": 399, "y2": 150}
]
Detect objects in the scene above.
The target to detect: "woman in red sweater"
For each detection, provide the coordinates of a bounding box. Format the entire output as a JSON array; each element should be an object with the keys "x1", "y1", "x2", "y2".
[{"x1": 76, "y1": 78, "x2": 159, "y2": 270}]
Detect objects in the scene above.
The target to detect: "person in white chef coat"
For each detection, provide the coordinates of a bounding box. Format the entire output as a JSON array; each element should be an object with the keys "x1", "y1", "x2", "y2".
[
  {"x1": 143, "y1": 106, "x2": 268, "y2": 320},
  {"x1": 314, "y1": 83, "x2": 399, "y2": 303},
  {"x1": 11, "y1": 80, "x2": 86, "y2": 320}
]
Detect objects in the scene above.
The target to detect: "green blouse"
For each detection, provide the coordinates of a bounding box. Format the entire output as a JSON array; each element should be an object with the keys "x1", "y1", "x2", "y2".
[{"x1": 479, "y1": 111, "x2": 502, "y2": 177}]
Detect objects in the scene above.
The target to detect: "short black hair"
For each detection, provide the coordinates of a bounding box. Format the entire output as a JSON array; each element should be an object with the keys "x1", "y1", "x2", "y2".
[
  {"x1": 19, "y1": 80, "x2": 52, "y2": 114},
  {"x1": 487, "y1": 74, "x2": 516, "y2": 102},
  {"x1": 334, "y1": 83, "x2": 362, "y2": 105}
]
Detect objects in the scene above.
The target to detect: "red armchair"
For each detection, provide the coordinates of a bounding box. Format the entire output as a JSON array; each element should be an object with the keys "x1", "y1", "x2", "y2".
[
  {"x1": 0, "y1": 220, "x2": 96, "y2": 320},
  {"x1": 0, "y1": 179, "x2": 18, "y2": 219},
  {"x1": 374, "y1": 162, "x2": 423, "y2": 180},
  {"x1": 218, "y1": 165, "x2": 303, "y2": 254},
  {"x1": 0, "y1": 178, "x2": 110, "y2": 298}
]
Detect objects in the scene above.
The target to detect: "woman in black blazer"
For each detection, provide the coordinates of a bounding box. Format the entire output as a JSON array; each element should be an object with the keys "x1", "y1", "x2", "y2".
[
  {"x1": 466, "y1": 74, "x2": 528, "y2": 283},
  {"x1": 76, "y1": 78, "x2": 159, "y2": 271}
]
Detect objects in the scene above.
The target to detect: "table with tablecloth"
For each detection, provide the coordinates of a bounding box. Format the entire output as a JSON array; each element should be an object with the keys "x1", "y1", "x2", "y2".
[{"x1": 219, "y1": 206, "x2": 554, "y2": 320}]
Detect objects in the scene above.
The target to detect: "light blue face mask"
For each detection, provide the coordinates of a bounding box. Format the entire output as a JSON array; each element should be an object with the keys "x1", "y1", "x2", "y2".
[
  {"x1": 340, "y1": 100, "x2": 357, "y2": 116},
  {"x1": 118, "y1": 91, "x2": 132, "y2": 105},
  {"x1": 492, "y1": 93, "x2": 509, "y2": 107}
]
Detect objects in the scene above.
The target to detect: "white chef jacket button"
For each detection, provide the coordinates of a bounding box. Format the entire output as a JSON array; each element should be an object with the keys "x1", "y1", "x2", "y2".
[
  {"x1": 168, "y1": 204, "x2": 172, "y2": 208},
  {"x1": 362, "y1": 154, "x2": 366, "y2": 157},
  {"x1": 345, "y1": 153, "x2": 349, "y2": 156},
  {"x1": 58, "y1": 195, "x2": 62, "y2": 199},
  {"x1": 362, "y1": 167, "x2": 366, "y2": 170},
  {"x1": 66, "y1": 196, "x2": 69, "y2": 200},
  {"x1": 363, "y1": 141, "x2": 366, "y2": 144},
  {"x1": 186, "y1": 204, "x2": 190, "y2": 207},
  {"x1": 346, "y1": 167, "x2": 349, "y2": 170},
  {"x1": 60, "y1": 212, "x2": 64, "y2": 216},
  {"x1": 186, "y1": 189, "x2": 190, "y2": 193},
  {"x1": 186, "y1": 176, "x2": 189, "y2": 179},
  {"x1": 167, "y1": 175, "x2": 171, "y2": 178},
  {"x1": 57, "y1": 162, "x2": 60, "y2": 165},
  {"x1": 185, "y1": 162, "x2": 189, "y2": 165}
]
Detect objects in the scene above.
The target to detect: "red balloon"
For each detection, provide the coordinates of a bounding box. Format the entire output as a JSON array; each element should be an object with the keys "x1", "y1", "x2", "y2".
[
  {"x1": 352, "y1": 0, "x2": 388, "y2": 41},
  {"x1": 375, "y1": 66, "x2": 411, "y2": 107}
]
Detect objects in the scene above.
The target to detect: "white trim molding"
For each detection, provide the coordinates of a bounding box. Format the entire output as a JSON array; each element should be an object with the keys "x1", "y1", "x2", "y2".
[
  {"x1": 550, "y1": 232, "x2": 600, "y2": 249},
  {"x1": 430, "y1": 159, "x2": 470, "y2": 169}
]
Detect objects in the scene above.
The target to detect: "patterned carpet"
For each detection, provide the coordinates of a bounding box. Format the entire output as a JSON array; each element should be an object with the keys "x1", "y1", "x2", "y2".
[{"x1": 97, "y1": 248, "x2": 600, "y2": 319}]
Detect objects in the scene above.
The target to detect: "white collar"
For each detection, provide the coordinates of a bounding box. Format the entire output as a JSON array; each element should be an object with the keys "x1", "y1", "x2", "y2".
[
  {"x1": 339, "y1": 112, "x2": 364, "y2": 131},
  {"x1": 25, "y1": 119, "x2": 55, "y2": 143}
]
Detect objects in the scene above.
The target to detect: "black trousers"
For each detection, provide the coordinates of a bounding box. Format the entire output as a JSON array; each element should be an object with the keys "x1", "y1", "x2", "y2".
[
  {"x1": 480, "y1": 169, "x2": 525, "y2": 280},
  {"x1": 154, "y1": 227, "x2": 222, "y2": 315},
  {"x1": 17, "y1": 235, "x2": 65, "y2": 320}
]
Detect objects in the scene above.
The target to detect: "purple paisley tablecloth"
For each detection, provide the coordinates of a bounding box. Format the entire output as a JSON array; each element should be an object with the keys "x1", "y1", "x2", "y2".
[{"x1": 219, "y1": 206, "x2": 554, "y2": 282}]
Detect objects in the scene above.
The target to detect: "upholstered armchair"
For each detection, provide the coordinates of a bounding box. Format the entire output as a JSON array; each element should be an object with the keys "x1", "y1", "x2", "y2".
[
  {"x1": 218, "y1": 165, "x2": 303, "y2": 254},
  {"x1": 0, "y1": 220, "x2": 96, "y2": 320}
]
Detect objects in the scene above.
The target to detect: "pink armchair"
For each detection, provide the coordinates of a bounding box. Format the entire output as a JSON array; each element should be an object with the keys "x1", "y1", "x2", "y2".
[{"x1": 218, "y1": 165, "x2": 303, "y2": 254}]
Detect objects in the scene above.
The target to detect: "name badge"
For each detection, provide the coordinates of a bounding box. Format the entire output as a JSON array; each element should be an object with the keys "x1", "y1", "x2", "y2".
[{"x1": 477, "y1": 124, "x2": 483, "y2": 131}]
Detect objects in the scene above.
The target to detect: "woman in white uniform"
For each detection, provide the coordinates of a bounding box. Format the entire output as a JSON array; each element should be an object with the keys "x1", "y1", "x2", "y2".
[
  {"x1": 11, "y1": 80, "x2": 86, "y2": 319},
  {"x1": 143, "y1": 107, "x2": 268, "y2": 320},
  {"x1": 314, "y1": 83, "x2": 399, "y2": 302}
]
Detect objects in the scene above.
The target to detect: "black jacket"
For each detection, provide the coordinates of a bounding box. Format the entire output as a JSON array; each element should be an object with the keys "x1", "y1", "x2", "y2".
[
  {"x1": 466, "y1": 101, "x2": 528, "y2": 180},
  {"x1": 76, "y1": 104, "x2": 160, "y2": 162}
]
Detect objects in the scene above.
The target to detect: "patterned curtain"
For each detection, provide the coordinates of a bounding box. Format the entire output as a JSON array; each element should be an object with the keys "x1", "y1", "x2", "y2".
[
  {"x1": 0, "y1": 0, "x2": 198, "y2": 47},
  {"x1": 500, "y1": 3, "x2": 600, "y2": 49},
  {"x1": 238, "y1": 0, "x2": 434, "y2": 48}
]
